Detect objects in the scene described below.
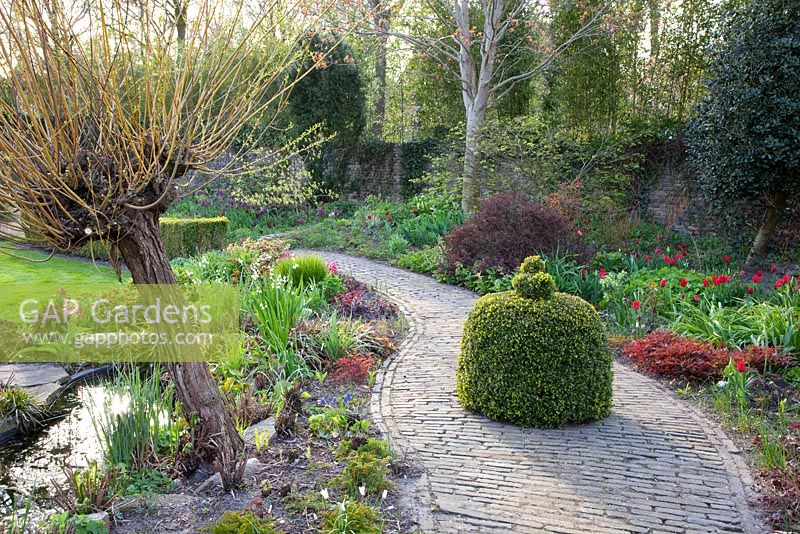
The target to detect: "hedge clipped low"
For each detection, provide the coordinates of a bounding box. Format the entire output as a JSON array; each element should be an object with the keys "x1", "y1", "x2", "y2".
[
  {"x1": 457, "y1": 256, "x2": 613, "y2": 428},
  {"x1": 74, "y1": 217, "x2": 229, "y2": 260},
  {"x1": 160, "y1": 217, "x2": 228, "y2": 258}
]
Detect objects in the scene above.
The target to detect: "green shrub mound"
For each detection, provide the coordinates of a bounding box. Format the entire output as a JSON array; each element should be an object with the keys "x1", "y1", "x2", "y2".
[
  {"x1": 457, "y1": 256, "x2": 613, "y2": 428},
  {"x1": 273, "y1": 255, "x2": 329, "y2": 287}
]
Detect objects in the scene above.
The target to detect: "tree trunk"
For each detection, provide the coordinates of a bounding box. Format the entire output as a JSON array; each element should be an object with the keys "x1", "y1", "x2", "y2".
[
  {"x1": 116, "y1": 209, "x2": 244, "y2": 488},
  {"x1": 746, "y1": 191, "x2": 788, "y2": 265},
  {"x1": 174, "y1": 0, "x2": 187, "y2": 43},
  {"x1": 462, "y1": 108, "x2": 485, "y2": 215},
  {"x1": 371, "y1": 0, "x2": 388, "y2": 138}
]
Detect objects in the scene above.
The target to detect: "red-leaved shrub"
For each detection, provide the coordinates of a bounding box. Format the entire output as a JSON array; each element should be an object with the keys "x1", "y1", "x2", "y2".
[
  {"x1": 622, "y1": 330, "x2": 788, "y2": 382},
  {"x1": 443, "y1": 192, "x2": 577, "y2": 274},
  {"x1": 329, "y1": 353, "x2": 376, "y2": 385}
]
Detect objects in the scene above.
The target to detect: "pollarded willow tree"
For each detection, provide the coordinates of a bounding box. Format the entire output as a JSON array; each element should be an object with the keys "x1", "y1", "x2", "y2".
[
  {"x1": 382, "y1": 0, "x2": 612, "y2": 214},
  {"x1": 0, "y1": 0, "x2": 331, "y2": 487}
]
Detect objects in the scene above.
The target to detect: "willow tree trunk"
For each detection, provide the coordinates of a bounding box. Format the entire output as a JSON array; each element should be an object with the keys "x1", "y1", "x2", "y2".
[
  {"x1": 746, "y1": 191, "x2": 788, "y2": 265},
  {"x1": 116, "y1": 209, "x2": 244, "y2": 488}
]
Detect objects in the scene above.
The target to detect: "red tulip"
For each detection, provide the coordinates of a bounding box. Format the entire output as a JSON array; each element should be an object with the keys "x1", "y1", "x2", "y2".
[
  {"x1": 703, "y1": 279, "x2": 710, "y2": 287},
  {"x1": 632, "y1": 300, "x2": 640, "y2": 310},
  {"x1": 599, "y1": 268, "x2": 607, "y2": 279},
  {"x1": 723, "y1": 255, "x2": 730, "y2": 263},
  {"x1": 747, "y1": 286, "x2": 754, "y2": 295},
  {"x1": 660, "y1": 279, "x2": 667, "y2": 288},
  {"x1": 736, "y1": 360, "x2": 746, "y2": 373},
  {"x1": 693, "y1": 294, "x2": 700, "y2": 302},
  {"x1": 752, "y1": 274, "x2": 762, "y2": 283},
  {"x1": 577, "y1": 228, "x2": 584, "y2": 237},
  {"x1": 679, "y1": 278, "x2": 688, "y2": 287},
  {"x1": 645, "y1": 254, "x2": 651, "y2": 262},
  {"x1": 387, "y1": 216, "x2": 393, "y2": 222}
]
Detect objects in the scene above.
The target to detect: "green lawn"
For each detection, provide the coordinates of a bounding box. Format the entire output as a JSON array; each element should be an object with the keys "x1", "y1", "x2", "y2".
[
  {"x1": 0, "y1": 247, "x2": 121, "y2": 285},
  {"x1": 0, "y1": 247, "x2": 126, "y2": 322}
]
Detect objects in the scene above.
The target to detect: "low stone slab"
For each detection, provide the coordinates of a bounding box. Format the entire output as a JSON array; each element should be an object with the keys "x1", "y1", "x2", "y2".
[
  {"x1": 0, "y1": 363, "x2": 69, "y2": 387},
  {"x1": 26, "y1": 382, "x2": 63, "y2": 404},
  {"x1": 0, "y1": 416, "x2": 17, "y2": 442},
  {"x1": 243, "y1": 417, "x2": 275, "y2": 447},
  {"x1": 196, "y1": 458, "x2": 266, "y2": 493}
]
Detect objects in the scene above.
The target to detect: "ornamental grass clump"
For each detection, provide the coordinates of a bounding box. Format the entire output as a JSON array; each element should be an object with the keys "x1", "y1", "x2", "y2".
[{"x1": 456, "y1": 256, "x2": 613, "y2": 427}]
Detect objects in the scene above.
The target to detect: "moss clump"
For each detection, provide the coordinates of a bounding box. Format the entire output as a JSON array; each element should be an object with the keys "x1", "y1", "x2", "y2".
[
  {"x1": 205, "y1": 511, "x2": 284, "y2": 534},
  {"x1": 282, "y1": 490, "x2": 329, "y2": 517},
  {"x1": 456, "y1": 257, "x2": 613, "y2": 428}
]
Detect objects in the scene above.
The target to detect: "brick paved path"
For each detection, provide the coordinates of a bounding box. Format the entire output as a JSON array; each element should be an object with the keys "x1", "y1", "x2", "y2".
[{"x1": 311, "y1": 251, "x2": 764, "y2": 533}]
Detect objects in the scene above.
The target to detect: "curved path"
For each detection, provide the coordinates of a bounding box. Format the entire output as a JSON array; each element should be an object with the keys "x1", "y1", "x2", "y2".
[{"x1": 312, "y1": 251, "x2": 764, "y2": 534}]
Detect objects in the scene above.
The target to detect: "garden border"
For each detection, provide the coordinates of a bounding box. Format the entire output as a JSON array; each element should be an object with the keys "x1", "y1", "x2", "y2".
[{"x1": 302, "y1": 250, "x2": 766, "y2": 533}]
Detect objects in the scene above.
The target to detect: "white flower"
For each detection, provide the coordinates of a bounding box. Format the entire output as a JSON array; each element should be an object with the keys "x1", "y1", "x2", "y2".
[
  {"x1": 320, "y1": 488, "x2": 329, "y2": 500},
  {"x1": 717, "y1": 380, "x2": 728, "y2": 388},
  {"x1": 359, "y1": 485, "x2": 366, "y2": 497},
  {"x1": 84, "y1": 227, "x2": 93, "y2": 236},
  {"x1": 382, "y1": 490, "x2": 388, "y2": 500}
]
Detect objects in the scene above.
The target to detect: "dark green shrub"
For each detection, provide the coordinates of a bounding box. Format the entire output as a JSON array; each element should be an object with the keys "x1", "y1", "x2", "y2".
[
  {"x1": 457, "y1": 256, "x2": 613, "y2": 428},
  {"x1": 687, "y1": 0, "x2": 800, "y2": 259},
  {"x1": 321, "y1": 501, "x2": 382, "y2": 534},
  {"x1": 205, "y1": 511, "x2": 284, "y2": 534},
  {"x1": 273, "y1": 255, "x2": 329, "y2": 287}
]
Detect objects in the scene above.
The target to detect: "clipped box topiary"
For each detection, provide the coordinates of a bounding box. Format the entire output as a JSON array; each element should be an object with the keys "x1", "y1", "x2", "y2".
[{"x1": 456, "y1": 256, "x2": 613, "y2": 428}]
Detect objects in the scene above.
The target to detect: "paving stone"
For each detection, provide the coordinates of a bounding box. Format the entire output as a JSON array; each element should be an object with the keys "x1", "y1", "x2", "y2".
[{"x1": 305, "y1": 251, "x2": 766, "y2": 533}]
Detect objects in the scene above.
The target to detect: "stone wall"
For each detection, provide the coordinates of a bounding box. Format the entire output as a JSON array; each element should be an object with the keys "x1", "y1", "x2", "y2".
[{"x1": 343, "y1": 144, "x2": 405, "y2": 201}]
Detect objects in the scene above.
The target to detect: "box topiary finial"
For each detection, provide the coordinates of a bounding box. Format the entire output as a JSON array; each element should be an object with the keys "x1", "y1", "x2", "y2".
[
  {"x1": 519, "y1": 255, "x2": 546, "y2": 274},
  {"x1": 512, "y1": 256, "x2": 555, "y2": 300},
  {"x1": 512, "y1": 272, "x2": 556, "y2": 300}
]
